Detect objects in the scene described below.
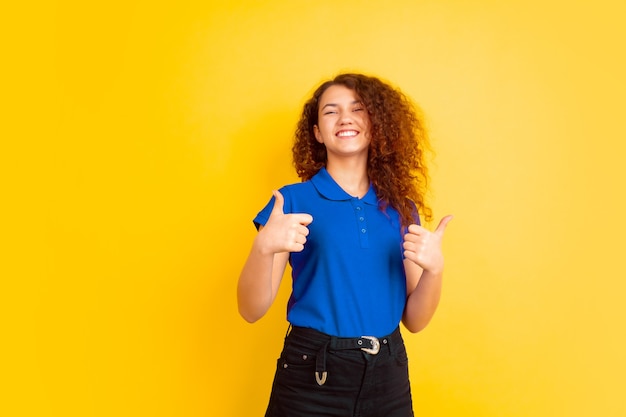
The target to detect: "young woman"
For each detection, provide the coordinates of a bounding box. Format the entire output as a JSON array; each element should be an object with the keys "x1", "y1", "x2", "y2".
[{"x1": 238, "y1": 73, "x2": 452, "y2": 417}]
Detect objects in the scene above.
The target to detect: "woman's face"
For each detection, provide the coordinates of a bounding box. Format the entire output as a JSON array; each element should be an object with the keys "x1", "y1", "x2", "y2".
[{"x1": 313, "y1": 84, "x2": 371, "y2": 161}]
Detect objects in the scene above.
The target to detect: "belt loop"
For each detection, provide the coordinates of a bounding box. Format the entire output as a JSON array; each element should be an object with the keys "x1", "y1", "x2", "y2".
[
  {"x1": 385, "y1": 327, "x2": 400, "y2": 354},
  {"x1": 315, "y1": 341, "x2": 329, "y2": 386},
  {"x1": 382, "y1": 335, "x2": 391, "y2": 355}
]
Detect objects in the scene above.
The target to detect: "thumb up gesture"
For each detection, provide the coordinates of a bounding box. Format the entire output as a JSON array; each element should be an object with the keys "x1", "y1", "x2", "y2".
[
  {"x1": 403, "y1": 215, "x2": 453, "y2": 274},
  {"x1": 258, "y1": 190, "x2": 313, "y2": 254}
]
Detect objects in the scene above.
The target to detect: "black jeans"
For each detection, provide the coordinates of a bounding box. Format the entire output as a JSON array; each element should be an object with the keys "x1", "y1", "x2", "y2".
[{"x1": 265, "y1": 326, "x2": 414, "y2": 417}]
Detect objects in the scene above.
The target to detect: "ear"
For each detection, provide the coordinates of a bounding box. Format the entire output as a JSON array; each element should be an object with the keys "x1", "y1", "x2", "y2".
[{"x1": 313, "y1": 125, "x2": 323, "y2": 143}]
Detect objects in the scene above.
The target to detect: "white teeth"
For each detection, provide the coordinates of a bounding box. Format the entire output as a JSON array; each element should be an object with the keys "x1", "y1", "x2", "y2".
[{"x1": 337, "y1": 131, "x2": 358, "y2": 137}]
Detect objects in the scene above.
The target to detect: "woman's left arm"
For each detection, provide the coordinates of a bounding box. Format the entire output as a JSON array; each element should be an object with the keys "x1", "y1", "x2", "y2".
[{"x1": 401, "y1": 215, "x2": 453, "y2": 333}]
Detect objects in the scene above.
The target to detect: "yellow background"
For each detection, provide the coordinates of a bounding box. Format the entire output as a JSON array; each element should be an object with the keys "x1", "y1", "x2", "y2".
[{"x1": 4, "y1": 0, "x2": 626, "y2": 415}]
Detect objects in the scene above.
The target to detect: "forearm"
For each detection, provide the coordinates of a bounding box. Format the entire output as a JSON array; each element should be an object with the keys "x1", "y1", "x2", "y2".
[
  {"x1": 402, "y1": 269, "x2": 442, "y2": 333},
  {"x1": 237, "y1": 238, "x2": 283, "y2": 323}
]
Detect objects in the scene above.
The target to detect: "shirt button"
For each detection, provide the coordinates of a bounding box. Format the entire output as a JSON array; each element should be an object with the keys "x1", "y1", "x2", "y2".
[
  {"x1": 361, "y1": 229, "x2": 366, "y2": 233},
  {"x1": 356, "y1": 207, "x2": 361, "y2": 211},
  {"x1": 359, "y1": 217, "x2": 364, "y2": 221}
]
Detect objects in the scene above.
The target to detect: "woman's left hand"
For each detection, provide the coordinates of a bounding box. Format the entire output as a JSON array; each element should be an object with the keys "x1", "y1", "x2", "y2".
[{"x1": 402, "y1": 216, "x2": 453, "y2": 274}]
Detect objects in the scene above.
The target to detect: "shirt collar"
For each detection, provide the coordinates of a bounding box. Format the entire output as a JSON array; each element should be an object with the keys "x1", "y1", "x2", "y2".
[{"x1": 311, "y1": 167, "x2": 379, "y2": 206}]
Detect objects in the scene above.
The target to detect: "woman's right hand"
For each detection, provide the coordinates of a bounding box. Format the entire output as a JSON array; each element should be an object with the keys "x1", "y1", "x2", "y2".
[{"x1": 256, "y1": 190, "x2": 313, "y2": 254}]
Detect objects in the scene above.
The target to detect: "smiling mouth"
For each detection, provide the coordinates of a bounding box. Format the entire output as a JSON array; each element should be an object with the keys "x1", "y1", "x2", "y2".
[{"x1": 336, "y1": 130, "x2": 359, "y2": 138}]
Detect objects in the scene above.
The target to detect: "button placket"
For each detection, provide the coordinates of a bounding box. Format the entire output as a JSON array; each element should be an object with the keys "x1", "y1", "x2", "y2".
[{"x1": 352, "y1": 200, "x2": 369, "y2": 248}]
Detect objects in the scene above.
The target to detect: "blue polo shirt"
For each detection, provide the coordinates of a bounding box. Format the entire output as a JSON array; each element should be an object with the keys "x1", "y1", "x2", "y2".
[{"x1": 254, "y1": 167, "x2": 418, "y2": 338}]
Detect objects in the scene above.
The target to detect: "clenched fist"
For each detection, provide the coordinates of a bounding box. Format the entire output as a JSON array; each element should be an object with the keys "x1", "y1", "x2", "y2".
[
  {"x1": 402, "y1": 215, "x2": 453, "y2": 274},
  {"x1": 257, "y1": 190, "x2": 313, "y2": 254}
]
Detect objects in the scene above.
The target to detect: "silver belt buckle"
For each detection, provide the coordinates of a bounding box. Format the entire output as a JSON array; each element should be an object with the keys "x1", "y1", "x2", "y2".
[{"x1": 360, "y1": 336, "x2": 380, "y2": 355}]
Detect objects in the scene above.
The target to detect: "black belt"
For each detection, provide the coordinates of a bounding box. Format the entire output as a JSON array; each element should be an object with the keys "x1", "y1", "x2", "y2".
[
  {"x1": 287, "y1": 326, "x2": 399, "y2": 386},
  {"x1": 330, "y1": 335, "x2": 384, "y2": 355}
]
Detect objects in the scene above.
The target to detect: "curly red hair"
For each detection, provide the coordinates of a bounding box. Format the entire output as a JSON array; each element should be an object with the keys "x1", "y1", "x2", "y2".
[{"x1": 293, "y1": 73, "x2": 432, "y2": 227}]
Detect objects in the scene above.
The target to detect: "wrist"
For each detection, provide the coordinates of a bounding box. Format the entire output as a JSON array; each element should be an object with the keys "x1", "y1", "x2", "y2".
[
  {"x1": 420, "y1": 267, "x2": 444, "y2": 279},
  {"x1": 252, "y1": 233, "x2": 275, "y2": 257}
]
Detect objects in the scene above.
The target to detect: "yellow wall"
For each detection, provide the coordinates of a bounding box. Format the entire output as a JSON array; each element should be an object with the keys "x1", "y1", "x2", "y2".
[{"x1": 6, "y1": 0, "x2": 626, "y2": 415}]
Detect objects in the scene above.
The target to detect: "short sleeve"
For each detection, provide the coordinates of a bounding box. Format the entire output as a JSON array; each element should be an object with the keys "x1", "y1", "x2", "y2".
[
  {"x1": 411, "y1": 200, "x2": 421, "y2": 226},
  {"x1": 253, "y1": 195, "x2": 275, "y2": 230},
  {"x1": 252, "y1": 187, "x2": 292, "y2": 230}
]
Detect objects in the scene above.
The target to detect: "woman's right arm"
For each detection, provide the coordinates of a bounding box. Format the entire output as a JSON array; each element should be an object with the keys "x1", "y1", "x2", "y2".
[
  {"x1": 237, "y1": 231, "x2": 290, "y2": 323},
  {"x1": 237, "y1": 190, "x2": 313, "y2": 323}
]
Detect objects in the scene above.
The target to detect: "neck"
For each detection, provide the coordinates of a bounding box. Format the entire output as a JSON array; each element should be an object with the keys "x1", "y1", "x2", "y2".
[{"x1": 326, "y1": 159, "x2": 369, "y2": 198}]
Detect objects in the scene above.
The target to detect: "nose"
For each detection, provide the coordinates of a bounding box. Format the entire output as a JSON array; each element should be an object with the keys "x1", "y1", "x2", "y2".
[{"x1": 339, "y1": 112, "x2": 353, "y2": 125}]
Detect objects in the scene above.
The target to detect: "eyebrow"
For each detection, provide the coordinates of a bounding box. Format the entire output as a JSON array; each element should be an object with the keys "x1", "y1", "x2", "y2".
[{"x1": 320, "y1": 100, "x2": 362, "y2": 110}]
